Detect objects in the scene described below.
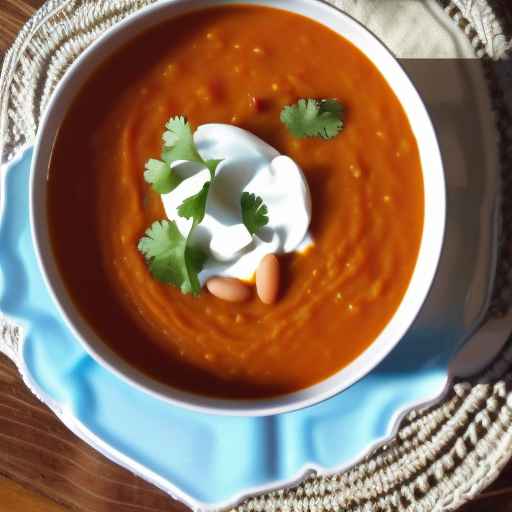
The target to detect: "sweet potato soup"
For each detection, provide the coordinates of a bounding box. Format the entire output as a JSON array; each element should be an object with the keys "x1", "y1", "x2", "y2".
[{"x1": 47, "y1": 5, "x2": 424, "y2": 398}]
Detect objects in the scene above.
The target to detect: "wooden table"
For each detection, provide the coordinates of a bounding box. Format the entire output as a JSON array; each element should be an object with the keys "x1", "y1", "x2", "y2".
[{"x1": 1, "y1": 1, "x2": 511, "y2": 510}]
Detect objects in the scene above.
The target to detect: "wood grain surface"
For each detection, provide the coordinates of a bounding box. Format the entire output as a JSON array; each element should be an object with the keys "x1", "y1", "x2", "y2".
[{"x1": 0, "y1": 1, "x2": 511, "y2": 511}]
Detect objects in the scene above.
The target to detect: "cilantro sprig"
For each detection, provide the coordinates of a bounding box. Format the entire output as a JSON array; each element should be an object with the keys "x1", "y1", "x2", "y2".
[
  {"x1": 144, "y1": 117, "x2": 222, "y2": 194},
  {"x1": 161, "y1": 116, "x2": 203, "y2": 164},
  {"x1": 241, "y1": 192, "x2": 269, "y2": 236},
  {"x1": 280, "y1": 99, "x2": 344, "y2": 139},
  {"x1": 138, "y1": 220, "x2": 206, "y2": 295},
  {"x1": 139, "y1": 116, "x2": 219, "y2": 295},
  {"x1": 162, "y1": 116, "x2": 222, "y2": 178}
]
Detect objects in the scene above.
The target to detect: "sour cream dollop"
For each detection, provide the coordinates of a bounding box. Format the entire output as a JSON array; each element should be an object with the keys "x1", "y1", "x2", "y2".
[{"x1": 162, "y1": 124, "x2": 312, "y2": 284}]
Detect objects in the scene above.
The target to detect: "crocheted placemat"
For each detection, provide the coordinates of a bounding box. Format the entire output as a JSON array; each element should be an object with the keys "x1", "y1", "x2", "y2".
[{"x1": 0, "y1": 1, "x2": 511, "y2": 511}]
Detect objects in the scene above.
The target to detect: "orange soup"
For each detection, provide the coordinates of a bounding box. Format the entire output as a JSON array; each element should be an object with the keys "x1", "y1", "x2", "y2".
[{"x1": 47, "y1": 5, "x2": 424, "y2": 398}]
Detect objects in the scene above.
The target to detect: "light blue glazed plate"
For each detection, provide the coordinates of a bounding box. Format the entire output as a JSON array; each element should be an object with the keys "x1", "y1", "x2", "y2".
[{"x1": 0, "y1": 61, "x2": 500, "y2": 511}]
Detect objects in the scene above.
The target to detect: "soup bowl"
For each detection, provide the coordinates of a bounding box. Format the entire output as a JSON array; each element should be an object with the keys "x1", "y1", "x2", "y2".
[{"x1": 30, "y1": 0, "x2": 445, "y2": 415}]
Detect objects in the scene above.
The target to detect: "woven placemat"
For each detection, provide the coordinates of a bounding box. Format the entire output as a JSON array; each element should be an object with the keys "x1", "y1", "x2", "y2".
[{"x1": 1, "y1": 1, "x2": 511, "y2": 511}]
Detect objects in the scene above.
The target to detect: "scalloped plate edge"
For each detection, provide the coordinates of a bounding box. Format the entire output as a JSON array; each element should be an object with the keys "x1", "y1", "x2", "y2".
[{"x1": 16, "y1": 333, "x2": 452, "y2": 511}]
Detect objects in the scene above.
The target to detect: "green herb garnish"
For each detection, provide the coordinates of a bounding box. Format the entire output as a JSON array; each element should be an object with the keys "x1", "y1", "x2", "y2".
[
  {"x1": 161, "y1": 116, "x2": 222, "y2": 177},
  {"x1": 177, "y1": 182, "x2": 210, "y2": 225},
  {"x1": 138, "y1": 220, "x2": 207, "y2": 296},
  {"x1": 144, "y1": 158, "x2": 181, "y2": 194},
  {"x1": 162, "y1": 116, "x2": 203, "y2": 164},
  {"x1": 241, "y1": 192, "x2": 269, "y2": 235},
  {"x1": 139, "y1": 116, "x2": 219, "y2": 295},
  {"x1": 144, "y1": 116, "x2": 222, "y2": 195},
  {"x1": 280, "y1": 98, "x2": 344, "y2": 139}
]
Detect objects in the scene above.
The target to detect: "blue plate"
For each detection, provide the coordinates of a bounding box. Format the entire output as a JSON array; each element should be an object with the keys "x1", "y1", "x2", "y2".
[{"x1": 0, "y1": 75, "x2": 498, "y2": 511}]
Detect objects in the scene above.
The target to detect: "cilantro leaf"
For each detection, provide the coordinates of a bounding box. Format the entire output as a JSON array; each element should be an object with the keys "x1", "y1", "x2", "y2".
[
  {"x1": 160, "y1": 117, "x2": 222, "y2": 180},
  {"x1": 205, "y1": 159, "x2": 223, "y2": 179},
  {"x1": 143, "y1": 158, "x2": 181, "y2": 194},
  {"x1": 177, "y1": 182, "x2": 210, "y2": 225},
  {"x1": 161, "y1": 116, "x2": 203, "y2": 164},
  {"x1": 280, "y1": 98, "x2": 344, "y2": 139},
  {"x1": 138, "y1": 220, "x2": 206, "y2": 295},
  {"x1": 241, "y1": 192, "x2": 269, "y2": 235}
]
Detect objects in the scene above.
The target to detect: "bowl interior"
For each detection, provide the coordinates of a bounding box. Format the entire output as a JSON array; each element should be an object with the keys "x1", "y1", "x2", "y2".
[{"x1": 30, "y1": 0, "x2": 445, "y2": 416}]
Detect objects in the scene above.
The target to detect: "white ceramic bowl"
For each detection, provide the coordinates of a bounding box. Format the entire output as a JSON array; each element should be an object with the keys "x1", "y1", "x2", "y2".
[{"x1": 30, "y1": 0, "x2": 446, "y2": 416}]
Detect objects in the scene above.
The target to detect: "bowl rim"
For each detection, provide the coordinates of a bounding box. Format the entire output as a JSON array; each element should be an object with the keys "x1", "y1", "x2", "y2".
[{"x1": 30, "y1": 0, "x2": 446, "y2": 416}]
